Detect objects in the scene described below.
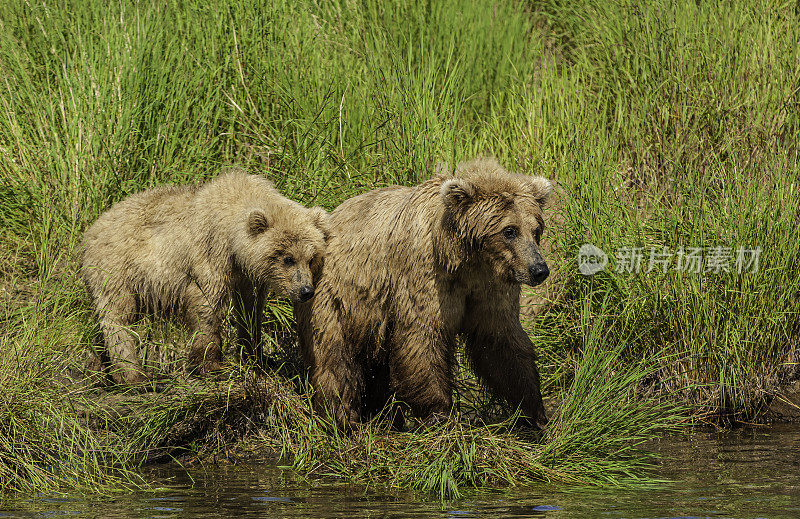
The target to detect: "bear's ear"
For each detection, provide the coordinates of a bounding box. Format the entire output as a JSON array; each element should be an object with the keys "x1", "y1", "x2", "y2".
[
  {"x1": 309, "y1": 206, "x2": 330, "y2": 241},
  {"x1": 526, "y1": 176, "x2": 553, "y2": 206},
  {"x1": 440, "y1": 178, "x2": 475, "y2": 208},
  {"x1": 248, "y1": 210, "x2": 272, "y2": 236}
]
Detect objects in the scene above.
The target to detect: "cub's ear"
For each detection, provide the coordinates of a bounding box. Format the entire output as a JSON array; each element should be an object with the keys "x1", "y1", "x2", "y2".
[
  {"x1": 526, "y1": 176, "x2": 553, "y2": 206},
  {"x1": 309, "y1": 206, "x2": 330, "y2": 241},
  {"x1": 440, "y1": 178, "x2": 475, "y2": 208},
  {"x1": 248, "y1": 210, "x2": 272, "y2": 236}
]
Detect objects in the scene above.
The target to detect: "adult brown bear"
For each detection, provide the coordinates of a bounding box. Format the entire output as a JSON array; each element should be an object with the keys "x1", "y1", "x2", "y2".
[{"x1": 296, "y1": 158, "x2": 551, "y2": 428}]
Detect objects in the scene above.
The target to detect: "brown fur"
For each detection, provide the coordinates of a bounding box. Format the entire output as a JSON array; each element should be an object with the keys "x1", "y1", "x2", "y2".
[
  {"x1": 82, "y1": 171, "x2": 328, "y2": 384},
  {"x1": 296, "y1": 158, "x2": 552, "y2": 428}
]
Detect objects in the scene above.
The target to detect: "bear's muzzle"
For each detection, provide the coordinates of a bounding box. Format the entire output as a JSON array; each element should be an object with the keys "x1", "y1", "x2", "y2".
[
  {"x1": 527, "y1": 263, "x2": 549, "y2": 286},
  {"x1": 298, "y1": 285, "x2": 316, "y2": 302}
]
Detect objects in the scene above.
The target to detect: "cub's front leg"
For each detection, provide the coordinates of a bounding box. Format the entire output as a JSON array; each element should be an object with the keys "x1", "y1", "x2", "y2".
[
  {"x1": 232, "y1": 278, "x2": 266, "y2": 368},
  {"x1": 184, "y1": 278, "x2": 227, "y2": 375}
]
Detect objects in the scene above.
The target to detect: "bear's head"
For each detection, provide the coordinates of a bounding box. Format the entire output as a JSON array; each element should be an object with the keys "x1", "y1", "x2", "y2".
[
  {"x1": 240, "y1": 205, "x2": 329, "y2": 303},
  {"x1": 438, "y1": 158, "x2": 552, "y2": 286}
]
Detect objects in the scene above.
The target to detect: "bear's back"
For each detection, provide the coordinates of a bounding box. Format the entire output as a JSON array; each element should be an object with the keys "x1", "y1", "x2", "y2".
[
  {"x1": 89, "y1": 181, "x2": 195, "y2": 228},
  {"x1": 328, "y1": 185, "x2": 429, "y2": 255},
  {"x1": 322, "y1": 181, "x2": 446, "y2": 304},
  {"x1": 197, "y1": 171, "x2": 278, "y2": 210},
  {"x1": 83, "y1": 183, "x2": 197, "y2": 254},
  {"x1": 330, "y1": 186, "x2": 407, "y2": 226}
]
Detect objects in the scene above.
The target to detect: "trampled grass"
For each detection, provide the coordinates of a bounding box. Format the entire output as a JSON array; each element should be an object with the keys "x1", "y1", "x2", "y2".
[{"x1": 0, "y1": 0, "x2": 797, "y2": 499}]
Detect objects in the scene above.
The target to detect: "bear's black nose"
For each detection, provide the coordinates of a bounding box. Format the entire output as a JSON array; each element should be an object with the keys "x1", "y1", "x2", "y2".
[
  {"x1": 528, "y1": 264, "x2": 549, "y2": 286},
  {"x1": 298, "y1": 285, "x2": 315, "y2": 302}
]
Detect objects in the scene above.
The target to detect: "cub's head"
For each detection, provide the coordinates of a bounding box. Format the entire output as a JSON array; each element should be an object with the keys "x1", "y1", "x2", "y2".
[
  {"x1": 239, "y1": 205, "x2": 329, "y2": 303},
  {"x1": 439, "y1": 158, "x2": 552, "y2": 286}
]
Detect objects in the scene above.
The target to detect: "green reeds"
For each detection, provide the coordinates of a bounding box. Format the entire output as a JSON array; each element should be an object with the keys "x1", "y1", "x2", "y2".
[{"x1": 0, "y1": 306, "x2": 143, "y2": 495}]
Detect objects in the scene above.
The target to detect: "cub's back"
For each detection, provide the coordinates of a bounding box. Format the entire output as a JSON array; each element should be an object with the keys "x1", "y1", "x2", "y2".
[
  {"x1": 82, "y1": 183, "x2": 198, "y2": 273},
  {"x1": 195, "y1": 171, "x2": 281, "y2": 215}
]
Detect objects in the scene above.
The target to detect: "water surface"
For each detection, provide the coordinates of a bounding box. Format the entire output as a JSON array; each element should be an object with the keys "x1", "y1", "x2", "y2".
[{"x1": 3, "y1": 424, "x2": 798, "y2": 518}]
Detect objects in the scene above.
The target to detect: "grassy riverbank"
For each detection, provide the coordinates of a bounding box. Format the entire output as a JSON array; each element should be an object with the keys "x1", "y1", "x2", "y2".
[{"x1": 1, "y1": 0, "x2": 798, "y2": 499}]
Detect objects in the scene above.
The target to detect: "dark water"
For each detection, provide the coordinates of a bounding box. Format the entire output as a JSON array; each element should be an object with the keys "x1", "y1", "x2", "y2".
[{"x1": 2, "y1": 424, "x2": 799, "y2": 518}]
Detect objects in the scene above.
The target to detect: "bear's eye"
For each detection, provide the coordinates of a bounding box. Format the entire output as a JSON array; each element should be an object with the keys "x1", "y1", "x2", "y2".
[
  {"x1": 502, "y1": 226, "x2": 518, "y2": 240},
  {"x1": 283, "y1": 256, "x2": 296, "y2": 267}
]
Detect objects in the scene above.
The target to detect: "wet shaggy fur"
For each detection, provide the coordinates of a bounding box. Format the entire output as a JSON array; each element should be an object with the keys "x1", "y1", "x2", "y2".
[
  {"x1": 82, "y1": 172, "x2": 328, "y2": 384},
  {"x1": 296, "y1": 158, "x2": 552, "y2": 428}
]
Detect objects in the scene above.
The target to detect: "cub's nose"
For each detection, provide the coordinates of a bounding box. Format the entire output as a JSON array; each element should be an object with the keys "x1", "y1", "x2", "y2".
[
  {"x1": 298, "y1": 285, "x2": 315, "y2": 302},
  {"x1": 528, "y1": 264, "x2": 549, "y2": 286}
]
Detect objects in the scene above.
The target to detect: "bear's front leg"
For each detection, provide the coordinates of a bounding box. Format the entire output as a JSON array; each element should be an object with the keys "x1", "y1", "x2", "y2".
[
  {"x1": 184, "y1": 280, "x2": 226, "y2": 376},
  {"x1": 463, "y1": 305, "x2": 548, "y2": 428},
  {"x1": 98, "y1": 292, "x2": 149, "y2": 386},
  {"x1": 296, "y1": 298, "x2": 363, "y2": 428},
  {"x1": 389, "y1": 327, "x2": 454, "y2": 421},
  {"x1": 232, "y1": 278, "x2": 266, "y2": 369},
  {"x1": 311, "y1": 357, "x2": 363, "y2": 428}
]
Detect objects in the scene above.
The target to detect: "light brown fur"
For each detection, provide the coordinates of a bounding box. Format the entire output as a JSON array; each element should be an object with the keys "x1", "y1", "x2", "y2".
[
  {"x1": 82, "y1": 171, "x2": 328, "y2": 384},
  {"x1": 296, "y1": 158, "x2": 552, "y2": 428}
]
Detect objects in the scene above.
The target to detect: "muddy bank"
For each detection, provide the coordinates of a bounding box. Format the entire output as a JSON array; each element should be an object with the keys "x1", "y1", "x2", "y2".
[
  {"x1": 73, "y1": 366, "x2": 800, "y2": 470},
  {"x1": 764, "y1": 380, "x2": 800, "y2": 422}
]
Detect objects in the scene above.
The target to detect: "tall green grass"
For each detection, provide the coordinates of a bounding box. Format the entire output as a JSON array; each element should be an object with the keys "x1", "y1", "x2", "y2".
[
  {"x1": 0, "y1": 292, "x2": 143, "y2": 494},
  {"x1": 0, "y1": 0, "x2": 797, "y2": 498},
  {"x1": 525, "y1": 0, "x2": 800, "y2": 418}
]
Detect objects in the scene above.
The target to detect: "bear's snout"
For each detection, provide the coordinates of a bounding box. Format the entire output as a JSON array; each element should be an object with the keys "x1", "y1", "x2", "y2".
[
  {"x1": 298, "y1": 285, "x2": 316, "y2": 302},
  {"x1": 527, "y1": 263, "x2": 549, "y2": 286}
]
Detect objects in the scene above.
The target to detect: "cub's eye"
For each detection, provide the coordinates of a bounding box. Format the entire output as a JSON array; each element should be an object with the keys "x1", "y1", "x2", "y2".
[
  {"x1": 283, "y1": 256, "x2": 296, "y2": 267},
  {"x1": 502, "y1": 226, "x2": 518, "y2": 240}
]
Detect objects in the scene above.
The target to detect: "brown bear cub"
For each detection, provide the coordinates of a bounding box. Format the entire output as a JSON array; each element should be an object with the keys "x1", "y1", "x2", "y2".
[
  {"x1": 82, "y1": 171, "x2": 328, "y2": 385},
  {"x1": 295, "y1": 158, "x2": 552, "y2": 429}
]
